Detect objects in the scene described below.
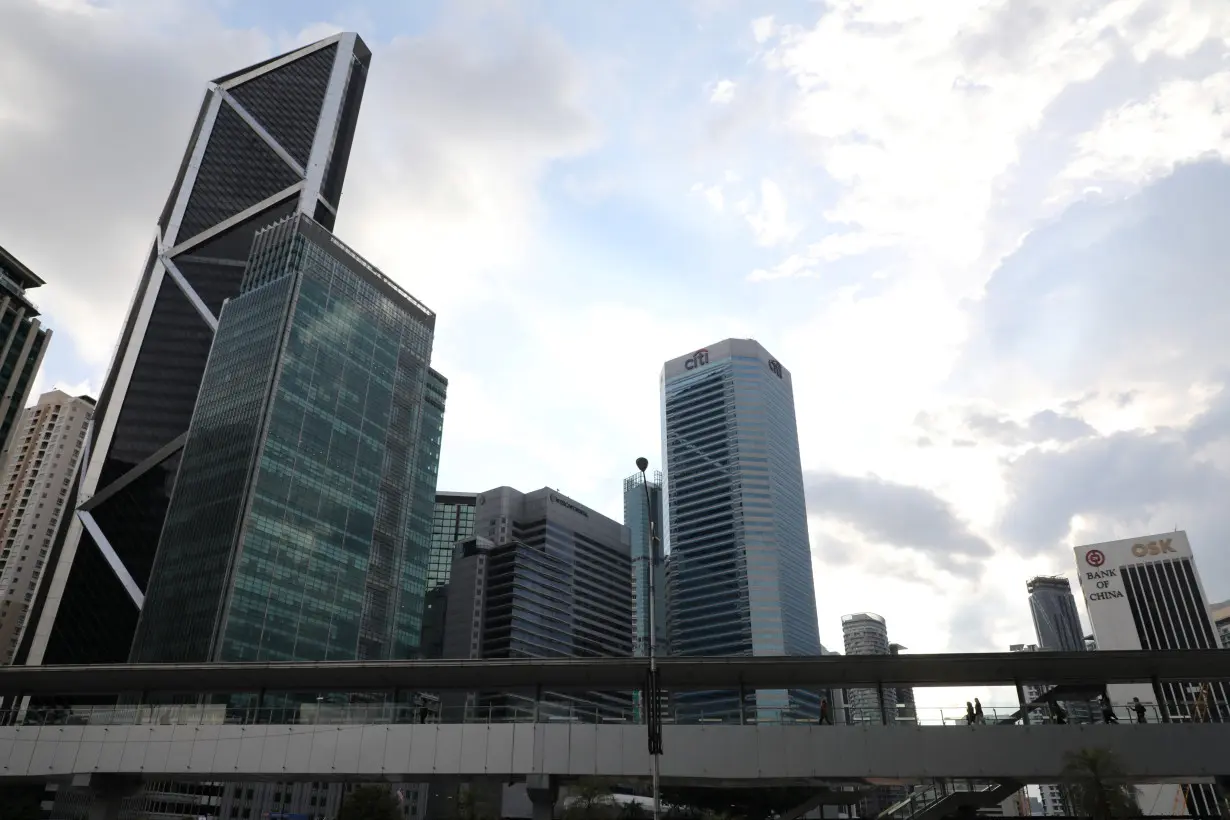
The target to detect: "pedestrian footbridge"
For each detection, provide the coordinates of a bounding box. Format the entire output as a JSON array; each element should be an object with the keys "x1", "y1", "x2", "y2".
[{"x1": 1, "y1": 716, "x2": 1227, "y2": 785}]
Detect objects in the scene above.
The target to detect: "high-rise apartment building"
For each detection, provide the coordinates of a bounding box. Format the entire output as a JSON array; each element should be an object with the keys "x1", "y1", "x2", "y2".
[
  {"x1": 443, "y1": 486, "x2": 633, "y2": 717},
  {"x1": 1026, "y1": 575, "x2": 1085, "y2": 652},
  {"x1": 19, "y1": 34, "x2": 371, "y2": 668},
  {"x1": 1075, "y1": 530, "x2": 1226, "y2": 817},
  {"x1": 662, "y1": 338, "x2": 822, "y2": 719},
  {"x1": 0, "y1": 246, "x2": 52, "y2": 466},
  {"x1": 623, "y1": 470, "x2": 665, "y2": 657},
  {"x1": 0, "y1": 391, "x2": 92, "y2": 662},
  {"x1": 1210, "y1": 600, "x2": 1230, "y2": 649},
  {"x1": 130, "y1": 213, "x2": 444, "y2": 664}
]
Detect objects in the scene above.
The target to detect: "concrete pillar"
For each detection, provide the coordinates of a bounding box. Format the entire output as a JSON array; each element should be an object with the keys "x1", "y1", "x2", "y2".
[{"x1": 526, "y1": 774, "x2": 558, "y2": 820}]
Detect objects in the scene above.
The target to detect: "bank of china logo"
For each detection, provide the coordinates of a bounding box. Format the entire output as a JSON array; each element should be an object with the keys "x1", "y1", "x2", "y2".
[{"x1": 1085, "y1": 549, "x2": 1106, "y2": 567}]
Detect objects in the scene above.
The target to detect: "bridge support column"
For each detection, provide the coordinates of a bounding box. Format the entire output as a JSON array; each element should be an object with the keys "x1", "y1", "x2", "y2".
[
  {"x1": 526, "y1": 774, "x2": 558, "y2": 820},
  {"x1": 1015, "y1": 683, "x2": 1029, "y2": 725}
]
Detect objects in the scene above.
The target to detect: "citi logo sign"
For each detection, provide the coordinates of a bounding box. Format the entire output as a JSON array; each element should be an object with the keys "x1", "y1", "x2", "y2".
[
  {"x1": 684, "y1": 349, "x2": 710, "y2": 371},
  {"x1": 1132, "y1": 539, "x2": 1176, "y2": 558}
]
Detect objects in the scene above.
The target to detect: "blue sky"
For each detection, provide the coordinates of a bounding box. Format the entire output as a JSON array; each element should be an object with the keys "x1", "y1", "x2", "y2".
[{"x1": 5, "y1": 0, "x2": 1230, "y2": 693}]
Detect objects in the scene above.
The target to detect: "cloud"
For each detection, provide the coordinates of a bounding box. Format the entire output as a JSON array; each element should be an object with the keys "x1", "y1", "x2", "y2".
[
  {"x1": 805, "y1": 471, "x2": 993, "y2": 579},
  {"x1": 958, "y1": 160, "x2": 1230, "y2": 399},
  {"x1": 709, "y1": 79, "x2": 736, "y2": 104},
  {"x1": 965, "y1": 408, "x2": 1097, "y2": 445},
  {"x1": 742, "y1": 178, "x2": 798, "y2": 247},
  {"x1": 762, "y1": 0, "x2": 1230, "y2": 285},
  {"x1": 997, "y1": 388, "x2": 1230, "y2": 595}
]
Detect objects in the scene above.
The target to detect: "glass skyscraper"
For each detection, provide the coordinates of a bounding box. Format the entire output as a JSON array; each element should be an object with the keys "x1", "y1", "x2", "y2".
[
  {"x1": 623, "y1": 470, "x2": 665, "y2": 658},
  {"x1": 130, "y1": 213, "x2": 444, "y2": 663},
  {"x1": 429, "y1": 493, "x2": 477, "y2": 589},
  {"x1": 661, "y1": 338, "x2": 822, "y2": 718},
  {"x1": 19, "y1": 34, "x2": 371, "y2": 668},
  {"x1": 1026, "y1": 575, "x2": 1085, "y2": 652}
]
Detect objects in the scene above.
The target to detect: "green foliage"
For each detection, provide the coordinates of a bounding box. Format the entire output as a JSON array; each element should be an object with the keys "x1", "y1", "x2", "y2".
[
  {"x1": 1060, "y1": 748, "x2": 1141, "y2": 820},
  {"x1": 564, "y1": 779, "x2": 617, "y2": 820},
  {"x1": 339, "y1": 784, "x2": 402, "y2": 820},
  {"x1": 661, "y1": 786, "x2": 815, "y2": 820}
]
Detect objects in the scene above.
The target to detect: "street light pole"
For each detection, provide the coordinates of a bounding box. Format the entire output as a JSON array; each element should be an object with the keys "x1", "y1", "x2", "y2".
[{"x1": 636, "y1": 457, "x2": 662, "y2": 820}]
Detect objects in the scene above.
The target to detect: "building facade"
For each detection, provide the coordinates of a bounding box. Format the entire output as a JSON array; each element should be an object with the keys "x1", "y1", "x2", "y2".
[
  {"x1": 443, "y1": 486, "x2": 633, "y2": 718},
  {"x1": 1075, "y1": 530, "x2": 1226, "y2": 817},
  {"x1": 0, "y1": 246, "x2": 52, "y2": 467},
  {"x1": 130, "y1": 213, "x2": 444, "y2": 664},
  {"x1": 661, "y1": 339, "x2": 822, "y2": 719},
  {"x1": 0, "y1": 391, "x2": 92, "y2": 662},
  {"x1": 19, "y1": 33, "x2": 371, "y2": 669},
  {"x1": 841, "y1": 612, "x2": 893, "y2": 723},
  {"x1": 623, "y1": 470, "x2": 665, "y2": 658},
  {"x1": 1026, "y1": 575, "x2": 1085, "y2": 652},
  {"x1": 420, "y1": 492, "x2": 477, "y2": 658},
  {"x1": 1210, "y1": 599, "x2": 1230, "y2": 649}
]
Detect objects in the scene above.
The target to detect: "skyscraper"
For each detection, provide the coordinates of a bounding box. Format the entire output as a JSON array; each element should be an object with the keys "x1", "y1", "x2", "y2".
[
  {"x1": 0, "y1": 391, "x2": 93, "y2": 662},
  {"x1": 429, "y1": 492, "x2": 477, "y2": 589},
  {"x1": 1026, "y1": 575, "x2": 1085, "y2": 652},
  {"x1": 0, "y1": 245, "x2": 52, "y2": 466},
  {"x1": 421, "y1": 492, "x2": 477, "y2": 659},
  {"x1": 1075, "y1": 531, "x2": 1226, "y2": 817},
  {"x1": 662, "y1": 338, "x2": 822, "y2": 718},
  {"x1": 442, "y1": 486, "x2": 633, "y2": 716},
  {"x1": 623, "y1": 469, "x2": 665, "y2": 657},
  {"x1": 130, "y1": 213, "x2": 444, "y2": 664},
  {"x1": 841, "y1": 612, "x2": 893, "y2": 722},
  {"x1": 19, "y1": 34, "x2": 371, "y2": 667}
]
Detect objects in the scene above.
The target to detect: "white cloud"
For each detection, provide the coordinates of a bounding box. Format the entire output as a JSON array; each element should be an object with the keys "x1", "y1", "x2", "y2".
[
  {"x1": 709, "y1": 78, "x2": 736, "y2": 104},
  {"x1": 690, "y1": 182, "x2": 725, "y2": 211},
  {"x1": 748, "y1": 231, "x2": 893, "y2": 281},
  {"x1": 751, "y1": 15, "x2": 775, "y2": 45},
  {"x1": 1057, "y1": 72, "x2": 1230, "y2": 197},
  {"x1": 742, "y1": 178, "x2": 798, "y2": 246}
]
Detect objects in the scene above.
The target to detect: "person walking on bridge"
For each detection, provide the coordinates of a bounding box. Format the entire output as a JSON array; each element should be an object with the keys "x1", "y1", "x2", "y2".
[
  {"x1": 965, "y1": 702, "x2": 976, "y2": 725},
  {"x1": 1101, "y1": 697, "x2": 1119, "y2": 724},
  {"x1": 974, "y1": 698, "x2": 985, "y2": 724},
  {"x1": 1133, "y1": 697, "x2": 1147, "y2": 723},
  {"x1": 819, "y1": 698, "x2": 832, "y2": 725}
]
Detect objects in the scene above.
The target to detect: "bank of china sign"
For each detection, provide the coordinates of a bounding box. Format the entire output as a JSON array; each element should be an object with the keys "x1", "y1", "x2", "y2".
[{"x1": 1083, "y1": 538, "x2": 1177, "y2": 602}]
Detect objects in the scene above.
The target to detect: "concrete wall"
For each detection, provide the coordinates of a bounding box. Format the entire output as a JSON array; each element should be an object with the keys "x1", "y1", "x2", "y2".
[{"x1": 1, "y1": 723, "x2": 1228, "y2": 784}]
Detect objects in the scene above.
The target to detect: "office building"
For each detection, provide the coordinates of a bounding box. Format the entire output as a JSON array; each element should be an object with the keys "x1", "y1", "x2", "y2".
[
  {"x1": 130, "y1": 212, "x2": 444, "y2": 664},
  {"x1": 841, "y1": 612, "x2": 893, "y2": 722},
  {"x1": 662, "y1": 338, "x2": 823, "y2": 719},
  {"x1": 1210, "y1": 600, "x2": 1230, "y2": 649},
  {"x1": 19, "y1": 33, "x2": 371, "y2": 669},
  {"x1": 0, "y1": 246, "x2": 52, "y2": 466},
  {"x1": 421, "y1": 492, "x2": 477, "y2": 658},
  {"x1": 443, "y1": 486, "x2": 633, "y2": 717},
  {"x1": 624, "y1": 470, "x2": 665, "y2": 657},
  {"x1": 1026, "y1": 575, "x2": 1085, "y2": 652},
  {"x1": 0, "y1": 391, "x2": 92, "y2": 662},
  {"x1": 429, "y1": 492, "x2": 477, "y2": 589},
  {"x1": 1075, "y1": 530, "x2": 1226, "y2": 817}
]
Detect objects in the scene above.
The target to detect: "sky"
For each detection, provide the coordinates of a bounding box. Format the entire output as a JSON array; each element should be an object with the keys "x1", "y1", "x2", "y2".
[{"x1": 3, "y1": 0, "x2": 1230, "y2": 708}]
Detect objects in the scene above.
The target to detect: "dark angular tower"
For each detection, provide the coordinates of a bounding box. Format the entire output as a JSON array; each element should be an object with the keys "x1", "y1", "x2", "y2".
[{"x1": 17, "y1": 34, "x2": 371, "y2": 667}]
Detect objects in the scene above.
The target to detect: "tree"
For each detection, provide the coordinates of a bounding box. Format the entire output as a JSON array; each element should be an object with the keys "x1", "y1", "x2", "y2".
[
  {"x1": 339, "y1": 785, "x2": 402, "y2": 820},
  {"x1": 564, "y1": 779, "x2": 617, "y2": 820},
  {"x1": 1060, "y1": 748, "x2": 1141, "y2": 820}
]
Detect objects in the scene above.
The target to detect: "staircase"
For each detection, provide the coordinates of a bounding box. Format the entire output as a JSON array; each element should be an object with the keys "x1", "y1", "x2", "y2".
[{"x1": 877, "y1": 779, "x2": 1023, "y2": 820}]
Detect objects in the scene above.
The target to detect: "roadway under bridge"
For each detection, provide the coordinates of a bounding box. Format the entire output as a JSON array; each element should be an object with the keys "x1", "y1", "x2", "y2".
[{"x1": 1, "y1": 722, "x2": 1228, "y2": 785}]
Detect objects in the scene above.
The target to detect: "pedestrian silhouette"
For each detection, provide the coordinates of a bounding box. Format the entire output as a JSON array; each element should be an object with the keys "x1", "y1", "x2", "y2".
[
  {"x1": 1101, "y1": 697, "x2": 1118, "y2": 724},
  {"x1": 974, "y1": 698, "x2": 985, "y2": 724},
  {"x1": 1133, "y1": 697, "x2": 1147, "y2": 723},
  {"x1": 965, "y1": 702, "x2": 976, "y2": 725},
  {"x1": 819, "y1": 698, "x2": 832, "y2": 725}
]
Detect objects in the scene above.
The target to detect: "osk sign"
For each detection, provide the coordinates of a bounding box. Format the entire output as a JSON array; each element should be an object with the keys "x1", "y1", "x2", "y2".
[{"x1": 1131, "y1": 538, "x2": 1176, "y2": 558}]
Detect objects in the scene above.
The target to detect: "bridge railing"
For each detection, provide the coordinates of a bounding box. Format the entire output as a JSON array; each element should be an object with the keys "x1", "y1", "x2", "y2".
[{"x1": 1, "y1": 700, "x2": 1215, "y2": 728}]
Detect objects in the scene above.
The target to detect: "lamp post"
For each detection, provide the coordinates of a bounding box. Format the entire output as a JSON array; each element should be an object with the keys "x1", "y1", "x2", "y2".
[{"x1": 635, "y1": 457, "x2": 663, "y2": 820}]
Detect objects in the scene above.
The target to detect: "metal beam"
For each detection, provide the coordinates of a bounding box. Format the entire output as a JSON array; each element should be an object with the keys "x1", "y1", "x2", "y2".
[{"x1": 3, "y1": 650, "x2": 1230, "y2": 699}]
